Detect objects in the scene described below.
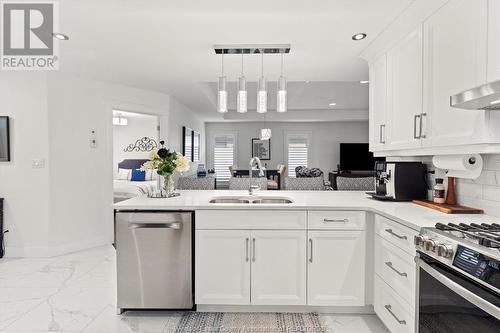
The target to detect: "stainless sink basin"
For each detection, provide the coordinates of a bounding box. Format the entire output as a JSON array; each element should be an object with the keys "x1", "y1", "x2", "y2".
[
  {"x1": 208, "y1": 198, "x2": 251, "y2": 204},
  {"x1": 209, "y1": 196, "x2": 293, "y2": 204},
  {"x1": 252, "y1": 198, "x2": 293, "y2": 204}
]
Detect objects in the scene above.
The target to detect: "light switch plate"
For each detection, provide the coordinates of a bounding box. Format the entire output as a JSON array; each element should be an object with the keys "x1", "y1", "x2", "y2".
[{"x1": 32, "y1": 159, "x2": 45, "y2": 168}]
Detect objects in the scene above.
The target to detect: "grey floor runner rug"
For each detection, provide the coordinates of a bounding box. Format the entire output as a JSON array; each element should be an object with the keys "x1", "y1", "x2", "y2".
[{"x1": 174, "y1": 312, "x2": 328, "y2": 333}]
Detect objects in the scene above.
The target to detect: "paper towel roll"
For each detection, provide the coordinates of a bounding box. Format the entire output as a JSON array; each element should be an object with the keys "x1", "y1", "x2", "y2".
[{"x1": 432, "y1": 154, "x2": 483, "y2": 179}]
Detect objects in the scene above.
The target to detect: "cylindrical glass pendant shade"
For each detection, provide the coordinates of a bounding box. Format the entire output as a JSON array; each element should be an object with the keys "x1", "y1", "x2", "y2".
[
  {"x1": 237, "y1": 76, "x2": 247, "y2": 113},
  {"x1": 277, "y1": 75, "x2": 287, "y2": 113},
  {"x1": 257, "y1": 76, "x2": 267, "y2": 113},
  {"x1": 260, "y1": 128, "x2": 272, "y2": 140},
  {"x1": 217, "y1": 76, "x2": 228, "y2": 113}
]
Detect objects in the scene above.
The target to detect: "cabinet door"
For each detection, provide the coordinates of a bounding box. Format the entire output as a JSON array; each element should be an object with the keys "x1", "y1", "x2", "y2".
[
  {"x1": 423, "y1": 0, "x2": 488, "y2": 147},
  {"x1": 195, "y1": 230, "x2": 250, "y2": 304},
  {"x1": 488, "y1": 0, "x2": 500, "y2": 82},
  {"x1": 386, "y1": 27, "x2": 423, "y2": 150},
  {"x1": 369, "y1": 54, "x2": 388, "y2": 152},
  {"x1": 250, "y1": 230, "x2": 306, "y2": 305},
  {"x1": 307, "y1": 231, "x2": 365, "y2": 306}
]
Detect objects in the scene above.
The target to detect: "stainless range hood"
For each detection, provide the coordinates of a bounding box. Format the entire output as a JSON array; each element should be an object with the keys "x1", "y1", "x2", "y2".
[{"x1": 450, "y1": 80, "x2": 500, "y2": 110}]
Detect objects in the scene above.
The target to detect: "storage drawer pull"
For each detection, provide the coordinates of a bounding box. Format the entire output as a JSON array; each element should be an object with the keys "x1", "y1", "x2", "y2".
[
  {"x1": 385, "y1": 261, "x2": 407, "y2": 277},
  {"x1": 384, "y1": 304, "x2": 406, "y2": 325},
  {"x1": 385, "y1": 228, "x2": 407, "y2": 240},
  {"x1": 323, "y1": 218, "x2": 349, "y2": 223}
]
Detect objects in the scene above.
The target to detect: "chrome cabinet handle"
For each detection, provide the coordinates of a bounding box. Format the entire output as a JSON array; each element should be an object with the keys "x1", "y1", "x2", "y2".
[
  {"x1": 309, "y1": 239, "x2": 313, "y2": 263},
  {"x1": 245, "y1": 238, "x2": 249, "y2": 262},
  {"x1": 323, "y1": 218, "x2": 349, "y2": 223},
  {"x1": 385, "y1": 261, "x2": 407, "y2": 277},
  {"x1": 384, "y1": 305, "x2": 406, "y2": 325},
  {"x1": 379, "y1": 124, "x2": 383, "y2": 144},
  {"x1": 414, "y1": 115, "x2": 421, "y2": 139},
  {"x1": 381, "y1": 124, "x2": 386, "y2": 144},
  {"x1": 420, "y1": 113, "x2": 427, "y2": 138},
  {"x1": 385, "y1": 228, "x2": 407, "y2": 240},
  {"x1": 252, "y1": 238, "x2": 256, "y2": 262}
]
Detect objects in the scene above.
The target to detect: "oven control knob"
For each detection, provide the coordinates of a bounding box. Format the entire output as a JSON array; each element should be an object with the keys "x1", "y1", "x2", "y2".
[
  {"x1": 424, "y1": 239, "x2": 437, "y2": 251},
  {"x1": 436, "y1": 244, "x2": 453, "y2": 258},
  {"x1": 414, "y1": 234, "x2": 427, "y2": 246}
]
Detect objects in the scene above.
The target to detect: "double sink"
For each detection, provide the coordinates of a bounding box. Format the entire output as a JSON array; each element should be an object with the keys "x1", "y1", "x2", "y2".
[{"x1": 209, "y1": 196, "x2": 293, "y2": 204}]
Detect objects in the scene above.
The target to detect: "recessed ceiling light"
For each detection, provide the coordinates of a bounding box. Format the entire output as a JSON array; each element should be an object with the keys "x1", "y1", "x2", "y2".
[
  {"x1": 52, "y1": 32, "x2": 69, "y2": 40},
  {"x1": 490, "y1": 99, "x2": 500, "y2": 105},
  {"x1": 352, "y1": 33, "x2": 367, "y2": 41},
  {"x1": 360, "y1": 80, "x2": 369, "y2": 84},
  {"x1": 329, "y1": 102, "x2": 337, "y2": 106}
]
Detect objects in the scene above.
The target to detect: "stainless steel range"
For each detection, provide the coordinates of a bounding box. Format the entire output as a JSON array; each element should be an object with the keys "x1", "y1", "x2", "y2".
[{"x1": 414, "y1": 222, "x2": 500, "y2": 332}]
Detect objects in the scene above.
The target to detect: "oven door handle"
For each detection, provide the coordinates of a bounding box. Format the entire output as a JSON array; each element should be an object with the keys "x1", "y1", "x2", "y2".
[{"x1": 418, "y1": 258, "x2": 500, "y2": 319}]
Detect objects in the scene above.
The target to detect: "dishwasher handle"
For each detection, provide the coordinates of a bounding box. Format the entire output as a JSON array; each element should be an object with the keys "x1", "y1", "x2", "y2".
[{"x1": 129, "y1": 222, "x2": 181, "y2": 229}]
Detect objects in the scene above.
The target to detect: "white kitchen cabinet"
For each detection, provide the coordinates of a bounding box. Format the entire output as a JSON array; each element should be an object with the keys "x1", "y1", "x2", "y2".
[
  {"x1": 307, "y1": 230, "x2": 365, "y2": 306},
  {"x1": 422, "y1": 0, "x2": 489, "y2": 147},
  {"x1": 195, "y1": 230, "x2": 250, "y2": 305},
  {"x1": 369, "y1": 54, "x2": 388, "y2": 152},
  {"x1": 386, "y1": 27, "x2": 424, "y2": 150},
  {"x1": 488, "y1": 0, "x2": 500, "y2": 82},
  {"x1": 251, "y1": 230, "x2": 306, "y2": 305}
]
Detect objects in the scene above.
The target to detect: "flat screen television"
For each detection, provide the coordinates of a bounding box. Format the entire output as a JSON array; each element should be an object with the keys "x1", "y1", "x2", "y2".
[{"x1": 339, "y1": 143, "x2": 384, "y2": 171}]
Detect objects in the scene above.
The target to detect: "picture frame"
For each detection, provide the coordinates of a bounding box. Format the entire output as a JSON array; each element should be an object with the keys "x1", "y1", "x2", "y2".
[
  {"x1": 251, "y1": 138, "x2": 271, "y2": 160},
  {"x1": 0, "y1": 116, "x2": 10, "y2": 162}
]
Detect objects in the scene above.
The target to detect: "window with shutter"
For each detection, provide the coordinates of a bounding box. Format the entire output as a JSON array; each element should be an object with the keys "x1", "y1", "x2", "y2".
[
  {"x1": 286, "y1": 133, "x2": 310, "y2": 177},
  {"x1": 213, "y1": 134, "x2": 235, "y2": 187}
]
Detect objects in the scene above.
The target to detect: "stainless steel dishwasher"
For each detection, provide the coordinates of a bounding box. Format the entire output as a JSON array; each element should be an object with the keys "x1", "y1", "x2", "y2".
[{"x1": 115, "y1": 211, "x2": 193, "y2": 313}]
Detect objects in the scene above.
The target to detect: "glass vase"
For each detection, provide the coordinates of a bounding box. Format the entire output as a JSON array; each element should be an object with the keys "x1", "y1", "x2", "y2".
[{"x1": 163, "y1": 173, "x2": 175, "y2": 196}]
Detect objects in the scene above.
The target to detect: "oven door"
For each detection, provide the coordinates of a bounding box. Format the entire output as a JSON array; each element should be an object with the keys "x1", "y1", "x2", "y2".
[{"x1": 416, "y1": 253, "x2": 500, "y2": 333}]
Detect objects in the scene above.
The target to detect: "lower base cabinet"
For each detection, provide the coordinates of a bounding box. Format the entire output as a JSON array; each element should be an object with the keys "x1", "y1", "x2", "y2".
[
  {"x1": 195, "y1": 229, "x2": 306, "y2": 305},
  {"x1": 307, "y1": 230, "x2": 366, "y2": 306}
]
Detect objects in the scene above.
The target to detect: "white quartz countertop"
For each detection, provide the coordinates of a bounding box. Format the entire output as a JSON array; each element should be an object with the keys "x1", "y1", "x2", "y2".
[{"x1": 113, "y1": 190, "x2": 500, "y2": 231}]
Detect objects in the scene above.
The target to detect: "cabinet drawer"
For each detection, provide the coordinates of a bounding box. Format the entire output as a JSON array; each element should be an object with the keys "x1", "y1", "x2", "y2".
[
  {"x1": 375, "y1": 235, "x2": 416, "y2": 307},
  {"x1": 374, "y1": 275, "x2": 415, "y2": 333},
  {"x1": 196, "y1": 210, "x2": 307, "y2": 230},
  {"x1": 375, "y1": 215, "x2": 417, "y2": 255},
  {"x1": 308, "y1": 211, "x2": 365, "y2": 230}
]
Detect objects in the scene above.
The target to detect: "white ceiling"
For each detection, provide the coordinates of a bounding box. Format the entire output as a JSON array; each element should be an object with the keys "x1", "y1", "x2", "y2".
[{"x1": 58, "y1": 0, "x2": 414, "y2": 121}]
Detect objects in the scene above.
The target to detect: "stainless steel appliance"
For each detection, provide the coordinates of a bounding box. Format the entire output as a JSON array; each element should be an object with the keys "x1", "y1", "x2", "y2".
[
  {"x1": 450, "y1": 80, "x2": 500, "y2": 110},
  {"x1": 367, "y1": 161, "x2": 427, "y2": 201},
  {"x1": 414, "y1": 222, "x2": 500, "y2": 332},
  {"x1": 115, "y1": 211, "x2": 193, "y2": 313}
]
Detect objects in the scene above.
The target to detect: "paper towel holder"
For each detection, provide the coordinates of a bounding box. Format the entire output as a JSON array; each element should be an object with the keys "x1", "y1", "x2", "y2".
[{"x1": 432, "y1": 154, "x2": 483, "y2": 180}]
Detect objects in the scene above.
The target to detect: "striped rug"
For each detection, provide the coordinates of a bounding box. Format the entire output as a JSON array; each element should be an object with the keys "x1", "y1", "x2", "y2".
[{"x1": 174, "y1": 312, "x2": 328, "y2": 332}]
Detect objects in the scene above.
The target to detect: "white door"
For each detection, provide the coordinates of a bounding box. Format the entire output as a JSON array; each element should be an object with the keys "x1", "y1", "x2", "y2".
[
  {"x1": 423, "y1": 0, "x2": 489, "y2": 147},
  {"x1": 369, "y1": 54, "x2": 388, "y2": 152},
  {"x1": 386, "y1": 27, "x2": 424, "y2": 150},
  {"x1": 307, "y1": 231, "x2": 366, "y2": 306},
  {"x1": 488, "y1": 0, "x2": 500, "y2": 82},
  {"x1": 250, "y1": 230, "x2": 306, "y2": 305},
  {"x1": 195, "y1": 230, "x2": 250, "y2": 304}
]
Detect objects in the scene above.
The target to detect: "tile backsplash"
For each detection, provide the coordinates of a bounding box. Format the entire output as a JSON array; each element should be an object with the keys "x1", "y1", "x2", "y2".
[{"x1": 454, "y1": 154, "x2": 500, "y2": 218}]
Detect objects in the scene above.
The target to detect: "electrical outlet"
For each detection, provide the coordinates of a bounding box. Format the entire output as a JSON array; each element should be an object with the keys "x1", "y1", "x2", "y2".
[
  {"x1": 90, "y1": 130, "x2": 97, "y2": 148},
  {"x1": 32, "y1": 159, "x2": 45, "y2": 168}
]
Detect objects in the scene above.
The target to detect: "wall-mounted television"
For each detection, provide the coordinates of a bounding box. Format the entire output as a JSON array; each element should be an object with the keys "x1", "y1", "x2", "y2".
[
  {"x1": 0, "y1": 116, "x2": 10, "y2": 162},
  {"x1": 339, "y1": 143, "x2": 384, "y2": 171}
]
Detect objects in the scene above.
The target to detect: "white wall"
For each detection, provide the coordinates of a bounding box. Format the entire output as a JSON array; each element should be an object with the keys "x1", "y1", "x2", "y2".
[
  {"x1": 205, "y1": 121, "x2": 369, "y2": 175},
  {"x1": 168, "y1": 97, "x2": 206, "y2": 175},
  {"x1": 113, "y1": 113, "x2": 159, "y2": 172},
  {"x1": 0, "y1": 72, "x2": 51, "y2": 256}
]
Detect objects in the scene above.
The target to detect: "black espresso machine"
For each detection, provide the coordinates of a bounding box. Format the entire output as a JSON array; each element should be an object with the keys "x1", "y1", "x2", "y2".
[{"x1": 367, "y1": 161, "x2": 428, "y2": 201}]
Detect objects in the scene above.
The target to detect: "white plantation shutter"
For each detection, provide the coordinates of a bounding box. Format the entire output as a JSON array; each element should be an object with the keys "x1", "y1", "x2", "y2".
[
  {"x1": 287, "y1": 134, "x2": 310, "y2": 177},
  {"x1": 213, "y1": 134, "x2": 235, "y2": 186}
]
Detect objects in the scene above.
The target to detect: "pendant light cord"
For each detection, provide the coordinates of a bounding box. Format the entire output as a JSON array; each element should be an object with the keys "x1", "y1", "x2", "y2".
[
  {"x1": 221, "y1": 53, "x2": 224, "y2": 76},
  {"x1": 241, "y1": 52, "x2": 244, "y2": 76},
  {"x1": 281, "y1": 53, "x2": 284, "y2": 76},
  {"x1": 261, "y1": 51, "x2": 264, "y2": 76}
]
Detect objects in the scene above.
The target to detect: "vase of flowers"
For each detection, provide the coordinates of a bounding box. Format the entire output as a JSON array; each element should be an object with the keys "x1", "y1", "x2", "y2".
[{"x1": 142, "y1": 140, "x2": 190, "y2": 197}]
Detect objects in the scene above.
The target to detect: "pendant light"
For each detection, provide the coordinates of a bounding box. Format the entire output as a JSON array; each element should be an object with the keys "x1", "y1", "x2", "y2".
[
  {"x1": 217, "y1": 53, "x2": 228, "y2": 113},
  {"x1": 277, "y1": 53, "x2": 287, "y2": 113},
  {"x1": 237, "y1": 53, "x2": 247, "y2": 113},
  {"x1": 257, "y1": 51, "x2": 267, "y2": 113}
]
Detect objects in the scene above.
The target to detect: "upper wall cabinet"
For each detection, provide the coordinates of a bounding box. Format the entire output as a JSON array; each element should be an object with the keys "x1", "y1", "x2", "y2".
[
  {"x1": 422, "y1": 0, "x2": 489, "y2": 148},
  {"x1": 369, "y1": 54, "x2": 387, "y2": 152},
  {"x1": 386, "y1": 27, "x2": 424, "y2": 150},
  {"x1": 489, "y1": 0, "x2": 500, "y2": 82}
]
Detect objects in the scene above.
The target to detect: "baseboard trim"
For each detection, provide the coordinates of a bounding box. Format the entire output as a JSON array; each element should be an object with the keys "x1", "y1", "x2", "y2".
[
  {"x1": 4, "y1": 236, "x2": 110, "y2": 258},
  {"x1": 196, "y1": 304, "x2": 375, "y2": 314}
]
